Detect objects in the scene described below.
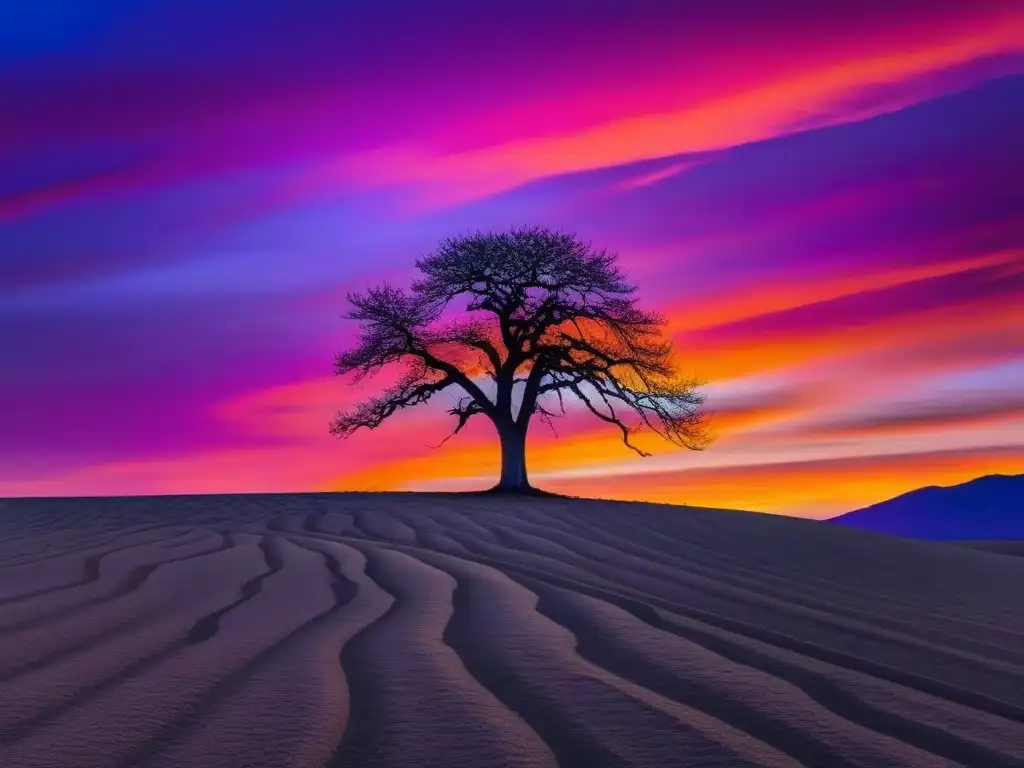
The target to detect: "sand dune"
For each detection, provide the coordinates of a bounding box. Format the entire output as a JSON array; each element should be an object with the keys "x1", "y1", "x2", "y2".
[{"x1": 0, "y1": 493, "x2": 1022, "y2": 767}]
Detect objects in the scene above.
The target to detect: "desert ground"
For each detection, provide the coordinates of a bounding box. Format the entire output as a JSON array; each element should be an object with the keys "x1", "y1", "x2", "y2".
[{"x1": 0, "y1": 493, "x2": 1021, "y2": 767}]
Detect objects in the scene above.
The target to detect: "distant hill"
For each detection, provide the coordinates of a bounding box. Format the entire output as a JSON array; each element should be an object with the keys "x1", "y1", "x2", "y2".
[{"x1": 827, "y1": 473, "x2": 1024, "y2": 540}]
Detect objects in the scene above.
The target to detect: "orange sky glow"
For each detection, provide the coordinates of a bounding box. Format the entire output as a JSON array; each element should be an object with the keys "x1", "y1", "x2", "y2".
[{"x1": 2, "y1": 1, "x2": 1022, "y2": 516}]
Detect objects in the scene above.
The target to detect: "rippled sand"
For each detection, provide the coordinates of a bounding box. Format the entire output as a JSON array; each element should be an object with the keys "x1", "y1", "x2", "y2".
[{"x1": 1, "y1": 493, "x2": 1021, "y2": 767}]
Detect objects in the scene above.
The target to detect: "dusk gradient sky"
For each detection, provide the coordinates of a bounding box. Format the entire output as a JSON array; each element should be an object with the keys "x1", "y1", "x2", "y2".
[{"x1": 2, "y1": 1, "x2": 1023, "y2": 516}]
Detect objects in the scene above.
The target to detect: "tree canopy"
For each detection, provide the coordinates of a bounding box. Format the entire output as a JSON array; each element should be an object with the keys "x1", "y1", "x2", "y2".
[{"x1": 332, "y1": 227, "x2": 709, "y2": 491}]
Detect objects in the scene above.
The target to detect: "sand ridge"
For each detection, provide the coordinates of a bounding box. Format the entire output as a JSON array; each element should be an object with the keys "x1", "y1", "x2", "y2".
[{"x1": 0, "y1": 492, "x2": 1022, "y2": 767}]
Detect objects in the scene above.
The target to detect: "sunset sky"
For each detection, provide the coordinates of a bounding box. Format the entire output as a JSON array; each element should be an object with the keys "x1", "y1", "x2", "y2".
[{"x1": 2, "y1": 1, "x2": 1023, "y2": 516}]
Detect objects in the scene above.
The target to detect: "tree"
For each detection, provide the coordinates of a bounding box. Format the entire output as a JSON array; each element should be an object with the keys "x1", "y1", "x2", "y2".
[{"x1": 331, "y1": 227, "x2": 709, "y2": 492}]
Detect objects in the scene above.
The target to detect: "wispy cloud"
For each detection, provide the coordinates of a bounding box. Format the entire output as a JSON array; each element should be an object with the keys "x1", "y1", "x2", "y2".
[{"x1": 2, "y1": 1, "x2": 1022, "y2": 514}]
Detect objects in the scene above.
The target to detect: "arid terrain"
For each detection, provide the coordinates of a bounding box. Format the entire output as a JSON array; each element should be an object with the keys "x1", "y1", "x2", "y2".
[{"x1": 0, "y1": 493, "x2": 1022, "y2": 767}]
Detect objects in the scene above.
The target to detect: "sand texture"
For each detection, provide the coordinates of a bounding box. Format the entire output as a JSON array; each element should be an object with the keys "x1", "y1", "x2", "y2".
[{"x1": 0, "y1": 493, "x2": 1022, "y2": 767}]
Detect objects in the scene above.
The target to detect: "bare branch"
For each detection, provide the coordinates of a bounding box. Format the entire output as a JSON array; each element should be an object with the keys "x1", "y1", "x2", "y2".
[
  {"x1": 429, "y1": 395, "x2": 487, "y2": 448},
  {"x1": 330, "y1": 361, "x2": 451, "y2": 438},
  {"x1": 569, "y1": 382, "x2": 651, "y2": 456}
]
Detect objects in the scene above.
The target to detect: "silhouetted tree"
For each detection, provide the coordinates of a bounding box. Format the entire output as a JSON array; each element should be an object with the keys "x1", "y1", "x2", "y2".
[{"x1": 331, "y1": 227, "x2": 708, "y2": 492}]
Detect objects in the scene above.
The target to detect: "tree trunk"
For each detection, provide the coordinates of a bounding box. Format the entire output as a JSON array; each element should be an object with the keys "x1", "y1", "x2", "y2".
[{"x1": 495, "y1": 423, "x2": 531, "y2": 492}]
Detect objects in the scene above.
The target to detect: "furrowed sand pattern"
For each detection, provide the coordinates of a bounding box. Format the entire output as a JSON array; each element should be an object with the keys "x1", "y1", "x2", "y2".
[{"x1": 0, "y1": 494, "x2": 1022, "y2": 767}]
